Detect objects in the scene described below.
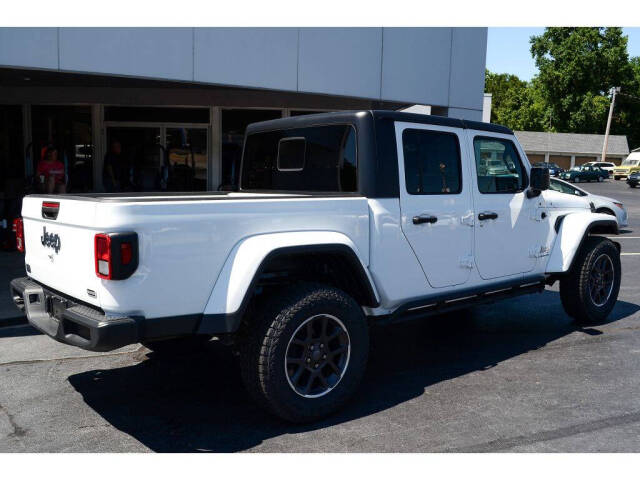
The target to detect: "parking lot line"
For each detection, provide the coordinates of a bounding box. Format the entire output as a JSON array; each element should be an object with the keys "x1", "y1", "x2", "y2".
[
  {"x1": 621, "y1": 253, "x2": 640, "y2": 256},
  {"x1": 609, "y1": 237, "x2": 640, "y2": 239}
]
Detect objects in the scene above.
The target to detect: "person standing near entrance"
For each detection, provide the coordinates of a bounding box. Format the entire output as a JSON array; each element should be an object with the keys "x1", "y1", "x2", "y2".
[
  {"x1": 36, "y1": 145, "x2": 66, "y2": 194},
  {"x1": 103, "y1": 140, "x2": 126, "y2": 192}
]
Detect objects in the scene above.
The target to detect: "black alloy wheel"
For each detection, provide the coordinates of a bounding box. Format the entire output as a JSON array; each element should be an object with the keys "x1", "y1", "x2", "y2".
[
  {"x1": 285, "y1": 314, "x2": 350, "y2": 398},
  {"x1": 588, "y1": 253, "x2": 615, "y2": 307}
]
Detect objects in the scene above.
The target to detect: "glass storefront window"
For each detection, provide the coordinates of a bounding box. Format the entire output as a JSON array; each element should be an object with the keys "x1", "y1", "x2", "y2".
[
  {"x1": 105, "y1": 127, "x2": 162, "y2": 192},
  {"x1": 166, "y1": 128, "x2": 208, "y2": 191},
  {"x1": 31, "y1": 105, "x2": 93, "y2": 193},
  {"x1": 220, "y1": 109, "x2": 282, "y2": 190}
]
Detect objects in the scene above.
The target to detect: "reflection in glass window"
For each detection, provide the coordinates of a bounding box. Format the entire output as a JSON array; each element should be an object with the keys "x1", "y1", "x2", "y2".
[
  {"x1": 402, "y1": 129, "x2": 461, "y2": 195},
  {"x1": 221, "y1": 109, "x2": 282, "y2": 190},
  {"x1": 473, "y1": 137, "x2": 527, "y2": 194},
  {"x1": 166, "y1": 128, "x2": 208, "y2": 191}
]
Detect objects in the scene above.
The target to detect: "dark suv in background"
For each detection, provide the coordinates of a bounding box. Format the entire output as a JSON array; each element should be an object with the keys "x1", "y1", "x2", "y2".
[{"x1": 534, "y1": 162, "x2": 564, "y2": 176}]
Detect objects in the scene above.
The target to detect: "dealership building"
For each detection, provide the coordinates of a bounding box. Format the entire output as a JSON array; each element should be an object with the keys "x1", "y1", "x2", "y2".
[{"x1": 0, "y1": 27, "x2": 487, "y2": 224}]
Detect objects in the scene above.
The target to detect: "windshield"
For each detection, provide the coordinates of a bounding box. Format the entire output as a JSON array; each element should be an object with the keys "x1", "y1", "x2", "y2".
[
  {"x1": 549, "y1": 179, "x2": 586, "y2": 197},
  {"x1": 622, "y1": 158, "x2": 640, "y2": 166}
]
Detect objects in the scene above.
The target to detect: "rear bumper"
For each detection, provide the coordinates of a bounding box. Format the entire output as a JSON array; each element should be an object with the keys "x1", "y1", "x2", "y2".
[{"x1": 10, "y1": 277, "x2": 138, "y2": 352}]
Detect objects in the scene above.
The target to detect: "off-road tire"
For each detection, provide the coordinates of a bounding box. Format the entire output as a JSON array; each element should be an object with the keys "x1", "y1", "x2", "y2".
[
  {"x1": 559, "y1": 237, "x2": 621, "y2": 326},
  {"x1": 239, "y1": 283, "x2": 369, "y2": 423},
  {"x1": 142, "y1": 335, "x2": 212, "y2": 355}
]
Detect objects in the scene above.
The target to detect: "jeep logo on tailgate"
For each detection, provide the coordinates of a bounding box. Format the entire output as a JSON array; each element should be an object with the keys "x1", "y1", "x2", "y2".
[{"x1": 41, "y1": 227, "x2": 61, "y2": 253}]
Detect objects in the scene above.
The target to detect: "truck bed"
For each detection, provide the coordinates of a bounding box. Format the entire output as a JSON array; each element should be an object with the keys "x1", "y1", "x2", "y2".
[{"x1": 21, "y1": 193, "x2": 370, "y2": 321}]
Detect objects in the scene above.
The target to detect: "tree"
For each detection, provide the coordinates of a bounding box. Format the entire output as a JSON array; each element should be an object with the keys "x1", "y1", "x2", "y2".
[
  {"x1": 530, "y1": 27, "x2": 632, "y2": 134},
  {"x1": 485, "y1": 28, "x2": 640, "y2": 150},
  {"x1": 484, "y1": 70, "x2": 546, "y2": 130}
]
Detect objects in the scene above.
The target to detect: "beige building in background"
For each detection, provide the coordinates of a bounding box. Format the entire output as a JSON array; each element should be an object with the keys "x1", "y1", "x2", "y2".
[{"x1": 515, "y1": 131, "x2": 630, "y2": 169}]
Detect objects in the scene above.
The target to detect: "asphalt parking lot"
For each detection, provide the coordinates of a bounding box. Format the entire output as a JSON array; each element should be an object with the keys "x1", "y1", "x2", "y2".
[{"x1": 2, "y1": 178, "x2": 640, "y2": 452}]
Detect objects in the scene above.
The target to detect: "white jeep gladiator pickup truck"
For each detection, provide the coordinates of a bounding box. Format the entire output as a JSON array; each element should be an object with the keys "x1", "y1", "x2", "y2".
[{"x1": 10, "y1": 111, "x2": 621, "y2": 422}]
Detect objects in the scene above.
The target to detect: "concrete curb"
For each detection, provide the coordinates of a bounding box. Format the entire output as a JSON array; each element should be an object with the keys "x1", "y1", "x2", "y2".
[{"x1": 0, "y1": 316, "x2": 27, "y2": 329}]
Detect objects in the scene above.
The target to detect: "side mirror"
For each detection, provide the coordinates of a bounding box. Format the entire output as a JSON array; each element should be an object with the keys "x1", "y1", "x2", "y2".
[{"x1": 527, "y1": 166, "x2": 550, "y2": 198}]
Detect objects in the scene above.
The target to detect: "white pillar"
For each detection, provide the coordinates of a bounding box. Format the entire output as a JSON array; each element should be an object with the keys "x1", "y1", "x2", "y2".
[
  {"x1": 570, "y1": 155, "x2": 575, "y2": 168},
  {"x1": 544, "y1": 153, "x2": 550, "y2": 163}
]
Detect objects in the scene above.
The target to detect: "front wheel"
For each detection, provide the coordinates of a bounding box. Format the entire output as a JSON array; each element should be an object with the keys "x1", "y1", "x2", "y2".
[
  {"x1": 559, "y1": 237, "x2": 621, "y2": 325},
  {"x1": 239, "y1": 283, "x2": 369, "y2": 422},
  {"x1": 598, "y1": 176, "x2": 604, "y2": 182},
  {"x1": 574, "y1": 177, "x2": 581, "y2": 183}
]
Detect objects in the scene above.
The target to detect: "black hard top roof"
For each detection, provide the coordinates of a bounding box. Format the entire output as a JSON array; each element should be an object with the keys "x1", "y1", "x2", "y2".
[{"x1": 245, "y1": 110, "x2": 513, "y2": 135}]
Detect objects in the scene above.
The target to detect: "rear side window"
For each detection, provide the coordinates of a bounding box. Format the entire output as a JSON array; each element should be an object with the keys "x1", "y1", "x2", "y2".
[
  {"x1": 473, "y1": 137, "x2": 527, "y2": 194},
  {"x1": 402, "y1": 129, "x2": 462, "y2": 194},
  {"x1": 241, "y1": 125, "x2": 357, "y2": 192}
]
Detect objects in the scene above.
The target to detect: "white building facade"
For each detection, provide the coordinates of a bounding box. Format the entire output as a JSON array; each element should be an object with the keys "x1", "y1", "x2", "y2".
[{"x1": 0, "y1": 27, "x2": 488, "y2": 197}]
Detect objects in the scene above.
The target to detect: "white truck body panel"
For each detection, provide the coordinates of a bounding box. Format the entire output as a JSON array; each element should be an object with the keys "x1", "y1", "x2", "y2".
[
  {"x1": 203, "y1": 230, "x2": 376, "y2": 316},
  {"x1": 545, "y1": 211, "x2": 618, "y2": 273},
  {"x1": 23, "y1": 195, "x2": 370, "y2": 319}
]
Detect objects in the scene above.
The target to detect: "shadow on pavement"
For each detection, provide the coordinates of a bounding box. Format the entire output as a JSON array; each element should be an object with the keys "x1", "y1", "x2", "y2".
[
  {"x1": 0, "y1": 323, "x2": 39, "y2": 338},
  {"x1": 68, "y1": 290, "x2": 639, "y2": 452}
]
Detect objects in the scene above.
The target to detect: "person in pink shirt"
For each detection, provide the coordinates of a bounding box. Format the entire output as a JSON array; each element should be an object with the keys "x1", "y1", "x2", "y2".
[{"x1": 36, "y1": 145, "x2": 66, "y2": 194}]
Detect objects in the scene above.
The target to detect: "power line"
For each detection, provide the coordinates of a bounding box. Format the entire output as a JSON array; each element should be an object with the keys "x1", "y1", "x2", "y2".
[{"x1": 617, "y1": 91, "x2": 640, "y2": 103}]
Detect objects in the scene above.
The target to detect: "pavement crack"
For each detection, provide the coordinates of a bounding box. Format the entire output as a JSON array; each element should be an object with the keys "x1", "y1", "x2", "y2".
[{"x1": 443, "y1": 411, "x2": 640, "y2": 452}]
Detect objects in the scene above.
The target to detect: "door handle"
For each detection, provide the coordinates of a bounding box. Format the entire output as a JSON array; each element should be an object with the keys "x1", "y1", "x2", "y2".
[
  {"x1": 478, "y1": 211, "x2": 498, "y2": 221},
  {"x1": 413, "y1": 214, "x2": 438, "y2": 225}
]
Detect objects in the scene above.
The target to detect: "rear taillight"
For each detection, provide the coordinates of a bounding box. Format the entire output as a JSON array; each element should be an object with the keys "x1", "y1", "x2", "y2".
[
  {"x1": 95, "y1": 234, "x2": 112, "y2": 279},
  {"x1": 94, "y1": 232, "x2": 138, "y2": 280},
  {"x1": 12, "y1": 218, "x2": 24, "y2": 253}
]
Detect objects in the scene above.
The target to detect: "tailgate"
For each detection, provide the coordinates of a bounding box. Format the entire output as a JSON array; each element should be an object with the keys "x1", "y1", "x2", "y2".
[{"x1": 22, "y1": 196, "x2": 100, "y2": 307}]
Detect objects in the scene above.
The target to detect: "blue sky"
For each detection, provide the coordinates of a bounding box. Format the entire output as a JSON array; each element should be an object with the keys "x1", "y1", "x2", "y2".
[{"x1": 487, "y1": 27, "x2": 640, "y2": 81}]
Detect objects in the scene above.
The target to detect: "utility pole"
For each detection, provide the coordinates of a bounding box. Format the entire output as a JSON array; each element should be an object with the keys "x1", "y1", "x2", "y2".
[{"x1": 601, "y1": 87, "x2": 621, "y2": 162}]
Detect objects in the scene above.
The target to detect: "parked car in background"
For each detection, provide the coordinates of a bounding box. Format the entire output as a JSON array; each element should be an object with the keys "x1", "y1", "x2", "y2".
[
  {"x1": 627, "y1": 171, "x2": 640, "y2": 188},
  {"x1": 549, "y1": 177, "x2": 628, "y2": 227},
  {"x1": 534, "y1": 162, "x2": 564, "y2": 176},
  {"x1": 559, "y1": 164, "x2": 607, "y2": 183},
  {"x1": 613, "y1": 149, "x2": 640, "y2": 180},
  {"x1": 583, "y1": 161, "x2": 616, "y2": 177}
]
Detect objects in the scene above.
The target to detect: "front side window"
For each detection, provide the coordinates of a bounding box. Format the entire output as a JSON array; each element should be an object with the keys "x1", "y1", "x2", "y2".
[
  {"x1": 402, "y1": 129, "x2": 462, "y2": 195},
  {"x1": 241, "y1": 124, "x2": 357, "y2": 192},
  {"x1": 473, "y1": 137, "x2": 527, "y2": 194}
]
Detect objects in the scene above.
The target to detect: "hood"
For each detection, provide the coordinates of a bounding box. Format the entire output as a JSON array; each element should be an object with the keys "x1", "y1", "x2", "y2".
[{"x1": 591, "y1": 194, "x2": 620, "y2": 205}]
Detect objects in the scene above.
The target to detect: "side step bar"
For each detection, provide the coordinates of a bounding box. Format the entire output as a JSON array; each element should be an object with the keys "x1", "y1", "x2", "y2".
[{"x1": 374, "y1": 279, "x2": 546, "y2": 326}]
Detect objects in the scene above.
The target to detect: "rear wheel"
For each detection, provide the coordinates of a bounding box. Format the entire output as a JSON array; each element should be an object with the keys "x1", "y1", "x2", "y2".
[
  {"x1": 598, "y1": 176, "x2": 604, "y2": 182},
  {"x1": 574, "y1": 177, "x2": 581, "y2": 183},
  {"x1": 559, "y1": 237, "x2": 621, "y2": 326},
  {"x1": 239, "y1": 283, "x2": 369, "y2": 423}
]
